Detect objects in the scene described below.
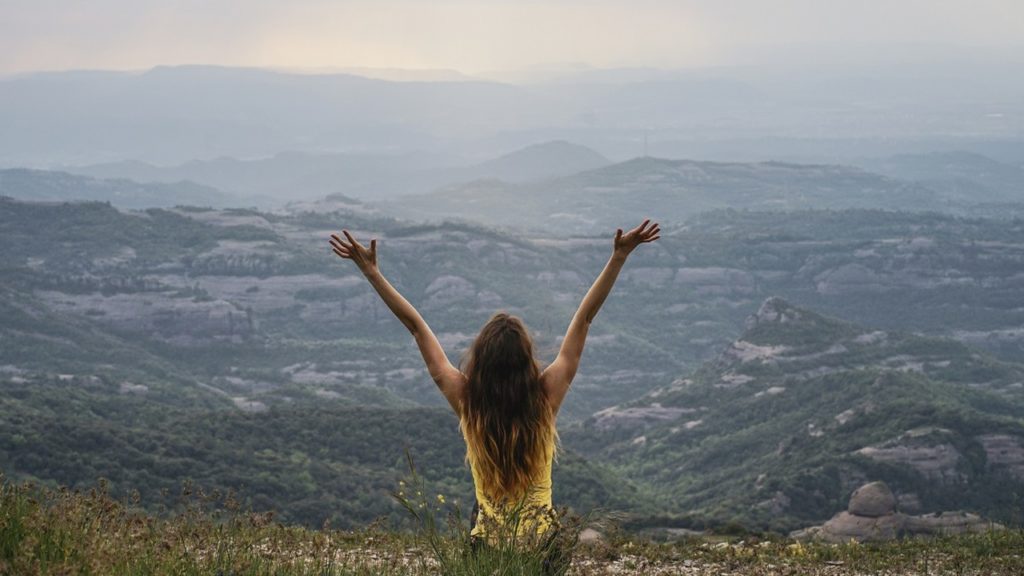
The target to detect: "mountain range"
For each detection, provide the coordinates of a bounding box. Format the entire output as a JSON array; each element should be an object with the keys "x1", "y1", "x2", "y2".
[
  {"x1": 60, "y1": 140, "x2": 609, "y2": 203},
  {"x1": 4, "y1": 63, "x2": 1024, "y2": 166},
  {"x1": 392, "y1": 157, "x2": 950, "y2": 234}
]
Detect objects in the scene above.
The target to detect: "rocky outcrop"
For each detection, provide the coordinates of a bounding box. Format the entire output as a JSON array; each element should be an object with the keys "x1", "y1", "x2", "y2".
[
  {"x1": 423, "y1": 275, "x2": 477, "y2": 309},
  {"x1": 744, "y1": 297, "x2": 802, "y2": 330},
  {"x1": 814, "y1": 263, "x2": 889, "y2": 295},
  {"x1": 591, "y1": 403, "x2": 695, "y2": 431},
  {"x1": 791, "y1": 481, "x2": 1001, "y2": 542},
  {"x1": 977, "y1": 434, "x2": 1024, "y2": 480},
  {"x1": 673, "y1": 267, "x2": 755, "y2": 295},
  {"x1": 904, "y1": 512, "x2": 998, "y2": 536},
  {"x1": 854, "y1": 430, "x2": 965, "y2": 483},
  {"x1": 36, "y1": 290, "x2": 255, "y2": 345}
]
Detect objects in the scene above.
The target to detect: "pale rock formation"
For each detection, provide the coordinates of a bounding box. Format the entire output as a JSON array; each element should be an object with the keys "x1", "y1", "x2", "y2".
[
  {"x1": 591, "y1": 403, "x2": 695, "y2": 431},
  {"x1": 744, "y1": 297, "x2": 801, "y2": 330},
  {"x1": 977, "y1": 434, "x2": 1024, "y2": 480},
  {"x1": 791, "y1": 481, "x2": 1001, "y2": 542},
  {"x1": 855, "y1": 431, "x2": 964, "y2": 483}
]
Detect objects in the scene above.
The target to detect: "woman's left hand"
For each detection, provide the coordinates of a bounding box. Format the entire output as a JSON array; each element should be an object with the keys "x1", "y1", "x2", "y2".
[
  {"x1": 330, "y1": 230, "x2": 378, "y2": 274},
  {"x1": 613, "y1": 219, "x2": 660, "y2": 257}
]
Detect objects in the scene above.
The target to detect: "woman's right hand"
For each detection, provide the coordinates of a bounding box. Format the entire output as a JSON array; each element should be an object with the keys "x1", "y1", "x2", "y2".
[
  {"x1": 329, "y1": 230, "x2": 378, "y2": 274},
  {"x1": 613, "y1": 219, "x2": 660, "y2": 257}
]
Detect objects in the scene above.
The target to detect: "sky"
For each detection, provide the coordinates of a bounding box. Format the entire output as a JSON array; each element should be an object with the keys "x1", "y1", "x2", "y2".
[{"x1": 1, "y1": 0, "x2": 1022, "y2": 76}]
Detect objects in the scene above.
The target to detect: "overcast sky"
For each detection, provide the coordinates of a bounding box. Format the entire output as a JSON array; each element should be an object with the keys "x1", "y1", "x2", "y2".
[{"x1": 1, "y1": 0, "x2": 1022, "y2": 76}]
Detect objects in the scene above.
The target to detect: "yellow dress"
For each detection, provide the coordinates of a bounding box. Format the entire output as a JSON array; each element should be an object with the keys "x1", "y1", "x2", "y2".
[{"x1": 463, "y1": 426, "x2": 556, "y2": 540}]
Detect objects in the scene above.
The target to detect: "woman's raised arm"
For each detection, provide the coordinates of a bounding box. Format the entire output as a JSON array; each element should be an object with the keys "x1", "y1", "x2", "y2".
[
  {"x1": 541, "y1": 220, "x2": 660, "y2": 414},
  {"x1": 330, "y1": 230, "x2": 464, "y2": 411}
]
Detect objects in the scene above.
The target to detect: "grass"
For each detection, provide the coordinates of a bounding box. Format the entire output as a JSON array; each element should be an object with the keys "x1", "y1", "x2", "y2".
[
  {"x1": 392, "y1": 453, "x2": 584, "y2": 575},
  {"x1": 2, "y1": 471, "x2": 1023, "y2": 575}
]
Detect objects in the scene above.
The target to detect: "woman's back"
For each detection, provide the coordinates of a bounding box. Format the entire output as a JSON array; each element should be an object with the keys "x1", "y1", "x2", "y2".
[{"x1": 463, "y1": 418, "x2": 556, "y2": 539}]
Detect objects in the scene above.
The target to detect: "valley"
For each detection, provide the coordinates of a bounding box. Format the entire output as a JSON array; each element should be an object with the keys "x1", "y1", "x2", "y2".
[{"x1": 3, "y1": 154, "x2": 1024, "y2": 533}]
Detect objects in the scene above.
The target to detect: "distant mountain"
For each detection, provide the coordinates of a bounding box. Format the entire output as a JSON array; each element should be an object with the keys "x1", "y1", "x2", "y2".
[
  {"x1": 459, "y1": 140, "x2": 609, "y2": 183},
  {"x1": 0, "y1": 168, "x2": 233, "y2": 208},
  {"x1": 566, "y1": 298, "x2": 1024, "y2": 532},
  {"x1": 856, "y1": 151, "x2": 1024, "y2": 203},
  {"x1": 392, "y1": 157, "x2": 951, "y2": 234},
  {"x1": 67, "y1": 151, "x2": 455, "y2": 202},
  {"x1": 66, "y1": 141, "x2": 608, "y2": 202},
  {"x1": 4, "y1": 60, "x2": 1024, "y2": 165},
  {"x1": 317, "y1": 67, "x2": 479, "y2": 83},
  {"x1": 0, "y1": 66, "x2": 542, "y2": 165}
]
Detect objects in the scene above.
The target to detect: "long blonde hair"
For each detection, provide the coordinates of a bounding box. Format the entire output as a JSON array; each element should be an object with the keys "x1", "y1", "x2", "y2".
[{"x1": 459, "y1": 312, "x2": 557, "y2": 501}]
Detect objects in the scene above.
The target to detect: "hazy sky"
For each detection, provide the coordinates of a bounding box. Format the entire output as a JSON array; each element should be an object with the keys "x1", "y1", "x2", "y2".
[{"x1": 1, "y1": 0, "x2": 1022, "y2": 75}]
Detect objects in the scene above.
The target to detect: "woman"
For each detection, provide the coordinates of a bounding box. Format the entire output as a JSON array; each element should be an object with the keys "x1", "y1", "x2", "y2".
[{"x1": 328, "y1": 220, "x2": 660, "y2": 548}]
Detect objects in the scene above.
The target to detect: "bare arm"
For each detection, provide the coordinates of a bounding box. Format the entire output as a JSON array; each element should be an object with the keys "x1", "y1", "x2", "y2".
[
  {"x1": 542, "y1": 220, "x2": 660, "y2": 414},
  {"x1": 330, "y1": 230, "x2": 464, "y2": 411}
]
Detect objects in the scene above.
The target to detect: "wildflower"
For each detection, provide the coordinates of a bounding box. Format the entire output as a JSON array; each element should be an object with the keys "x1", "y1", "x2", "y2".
[{"x1": 436, "y1": 494, "x2": 446, "y2": 504}]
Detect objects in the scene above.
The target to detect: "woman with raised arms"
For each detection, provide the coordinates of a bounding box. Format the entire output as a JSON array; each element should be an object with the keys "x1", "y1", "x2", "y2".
[{"x1": 328, "y1": 219, "x2": 660, "y2": 569}]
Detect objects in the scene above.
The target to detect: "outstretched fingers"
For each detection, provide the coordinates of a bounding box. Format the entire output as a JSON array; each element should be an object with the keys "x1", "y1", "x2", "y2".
[
  {"x1": 634, "y1": 219, "x2": 660, "y2": 242},
  {"x1": 342, "y1": 229, "x2": 363, "y2": 250},
  {"x1": 629, "y1": 219, "x2": 651, "y2": 235},
  {"x1": 329, "y1": 231, "x2": 357, "y2": 260},
  {"x1": 329, "y1": 233, "x2": 350, "y2": 248},
  {"x1": 329, "y1": 236, "x2": 350, "y2": 255},
  {"x1": 329, "y1": 229, "x2": 380, "y2": 266}
]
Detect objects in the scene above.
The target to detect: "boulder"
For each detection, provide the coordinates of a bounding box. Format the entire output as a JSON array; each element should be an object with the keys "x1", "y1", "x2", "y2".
[
  {"x1": 847, "y1": 481, "x2": 897, "y2": 517},
  {"x1": 578, "y1": 528, "x2": 604, "y2": 544}
]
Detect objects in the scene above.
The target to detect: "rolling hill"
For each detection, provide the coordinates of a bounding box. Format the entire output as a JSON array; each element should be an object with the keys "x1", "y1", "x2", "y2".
[
  {"x1": 566, "y1": 298, "x2": 1024, "y2": 532},
  {"x1": 392, "y1": 157, "x2": 960, "y2": 234},
  {"x1": 0, "y1": 168, "x2": 233, "y2": 208},
  {"x1": 65, "y1": 141, "x2": 609, "y2": 203}
]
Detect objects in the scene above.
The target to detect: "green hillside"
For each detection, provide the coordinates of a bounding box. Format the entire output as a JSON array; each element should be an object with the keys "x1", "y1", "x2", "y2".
[
  {"x1": 0, "y1": 195, "x2": 687, "y2": 419},
  {"x1": 567, "y1": 298, "x2": 1024, "y2": 532},
  {"x1": 0, "y1": 394, "x2": 650, "y2": 529}
]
